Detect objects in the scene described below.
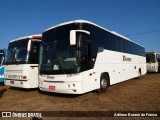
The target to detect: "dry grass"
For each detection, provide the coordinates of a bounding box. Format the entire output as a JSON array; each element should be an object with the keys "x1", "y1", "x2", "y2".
[{"x1": 0, "y1": 73, "x2": 160, "y2": 120}]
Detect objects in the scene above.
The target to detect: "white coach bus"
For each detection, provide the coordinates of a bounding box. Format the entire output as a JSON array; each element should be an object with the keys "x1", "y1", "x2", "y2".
[
  {"x1": 39, "y1": 20, "x2": 146, "y2": 94},
  {"x1": 4, "y1": 35, "x2": 43, "y2": 88},
  {"x1": 146, "y1": 51, "x2": 160, "y2": 73}
]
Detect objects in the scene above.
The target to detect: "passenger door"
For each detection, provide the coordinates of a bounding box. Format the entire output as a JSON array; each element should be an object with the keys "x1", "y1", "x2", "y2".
[
  {"x1": 81, "y1": 40, "x2": 99, "y2": 92},
  {"x1": 30, "y1": 41, "x2": 41, "y2": 64}
]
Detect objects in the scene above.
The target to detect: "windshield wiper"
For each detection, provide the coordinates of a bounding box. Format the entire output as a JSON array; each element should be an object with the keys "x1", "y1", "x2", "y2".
[
  {"x1": 14, "y1": 53, "x2": 21, "y2": 64},
  {"x1": 16, "y1": 58, "x2": 21, "y2": 62}
]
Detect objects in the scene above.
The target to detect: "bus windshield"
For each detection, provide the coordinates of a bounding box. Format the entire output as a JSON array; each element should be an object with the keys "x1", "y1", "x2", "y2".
[
  {"x1": 40, "y1": 24, "x2": 79, "y2": 74},
  {"x1": 0, "y1": 53, "x2": 4, "y2": 66},
  {"x1": 146, "y1": 54, "x2": 156, "y2": 63},
  {"x1": 5, "y1": 39, "x2": 29, "y2": 64}
]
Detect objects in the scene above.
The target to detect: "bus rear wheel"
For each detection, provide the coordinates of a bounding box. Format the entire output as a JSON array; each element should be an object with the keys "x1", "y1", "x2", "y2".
[
  {"x1": 137, "y1": 69, "x2": 142, "y2": 79},
  {"x1": 97, "y1": 74, "x2": 109, "y2": 93}
]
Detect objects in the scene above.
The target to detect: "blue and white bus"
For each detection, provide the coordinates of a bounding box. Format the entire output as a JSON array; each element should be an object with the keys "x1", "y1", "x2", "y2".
[
  {"x1": 0, "y1": 49, "x2": 5, "y2": 82},
  {"x1": 39, "y1": 20, "x2": 146, "y2": 94}
]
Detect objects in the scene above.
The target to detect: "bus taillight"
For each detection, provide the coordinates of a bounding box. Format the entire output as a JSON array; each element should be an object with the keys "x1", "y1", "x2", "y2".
[{"x1": 22, "y1": 76, "x2": 27, "y2": 79}]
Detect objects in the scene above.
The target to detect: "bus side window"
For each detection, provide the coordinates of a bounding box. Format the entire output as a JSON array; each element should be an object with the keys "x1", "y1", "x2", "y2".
[{"x1": 30, "y1": 43, "x2": 40, "y2": 63}]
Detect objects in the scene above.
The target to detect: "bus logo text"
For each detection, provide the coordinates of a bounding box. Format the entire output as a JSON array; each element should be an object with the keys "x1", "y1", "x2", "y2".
[
  {"x1": 123, "y1": 55, "x2": 132, "y2": 62},
  {"x1": 47, "y1": 75, "x2": 55, "y2": 79}
]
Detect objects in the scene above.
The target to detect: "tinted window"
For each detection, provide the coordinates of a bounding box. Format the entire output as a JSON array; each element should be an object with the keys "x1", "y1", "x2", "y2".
[
  {"x1": 0, "y1": 52, "x2": 4, "y2": 66},
  {"x1": 5, "y1": 39, "x2": 29, "y2": 65},
  {"x1": 146, "y1": 54, "x2": 155, "y2": 63},
  {"x1": 82, "y1": 23, "x2": 145, "y2": 56},
  {"x1": 40, "y1": 23, "x2": 80, "y2": 74},
  {"x1": 29, "y1": 41, "x2": 41, "y2": 64}
]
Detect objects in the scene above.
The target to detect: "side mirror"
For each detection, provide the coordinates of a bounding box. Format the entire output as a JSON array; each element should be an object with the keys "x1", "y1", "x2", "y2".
[
  {"x1": 157, "y1": 54, "x2": 159, "y2": 59},
  {"x1": 70, "y1": 30, "x2": 90, "y2": 46}
]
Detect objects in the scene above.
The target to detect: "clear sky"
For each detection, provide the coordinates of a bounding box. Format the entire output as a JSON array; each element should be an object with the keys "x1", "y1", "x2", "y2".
[{"x1": 0, "y1": 0, "x2": 160, "y2": 53}]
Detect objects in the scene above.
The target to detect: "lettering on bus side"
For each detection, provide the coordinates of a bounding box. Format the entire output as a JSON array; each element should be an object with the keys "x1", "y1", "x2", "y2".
[{"x1": 123, "y1": 55, "x2": 132, "y2": 62}]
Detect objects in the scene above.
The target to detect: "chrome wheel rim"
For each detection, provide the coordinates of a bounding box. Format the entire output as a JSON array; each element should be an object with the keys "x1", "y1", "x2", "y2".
[{"x1": 101, "y1": 78, "x2": 107, "y2": 88}]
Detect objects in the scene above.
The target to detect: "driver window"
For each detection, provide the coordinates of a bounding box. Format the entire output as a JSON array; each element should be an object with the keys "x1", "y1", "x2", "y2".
[{"x1": 30, "y1": 42, "x2": 40, "y2": 63}]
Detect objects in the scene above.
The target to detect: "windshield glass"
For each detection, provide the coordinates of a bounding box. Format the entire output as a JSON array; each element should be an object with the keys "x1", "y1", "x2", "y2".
[
  {"x1": 5, "y1": 39, "x2": 29, "y2": 64},
  {"x1": 146, "y1": 54, "x2": 156, "y2": 63},
  {"x1": 0, "y1": 53, "x2": 4, "y2": 66},
  {"x1": 40, "y1": 24, "x2": 80, "y2": 74}
]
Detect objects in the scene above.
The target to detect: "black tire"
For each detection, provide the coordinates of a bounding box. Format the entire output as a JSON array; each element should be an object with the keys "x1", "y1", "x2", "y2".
[
  {"x1": 137, "y1": 69, "x2": 142, "y2": 79},
  {"x1": 97, "y1": 74, "x2": 109, "y2": 93}
]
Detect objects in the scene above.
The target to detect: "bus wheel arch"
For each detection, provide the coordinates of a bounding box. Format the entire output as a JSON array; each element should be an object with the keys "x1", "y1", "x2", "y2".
[
  {"x1": 97, "y1": 72, "x2": 110, "y2": 93},
  {"x1": 138, "y1": 68, "x2": 142, "y2": 78}
]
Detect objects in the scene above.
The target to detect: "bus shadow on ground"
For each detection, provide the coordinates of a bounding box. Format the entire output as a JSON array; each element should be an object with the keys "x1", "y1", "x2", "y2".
[
  {"x1": 0, "y1": 82, "x2": 4, "y2": 86},
  {"x1": 9, "y1": 87, "x2": 38, "y2": 92},
  {"x1": 147, "y1": 72, "x2": 160, "y2": 74},
  {"x1": 0, "y1": 88, "x2": 7, "y2": 98},
  {"x1": 38, "y1": 89, "x2": 82, "y2": 98}
]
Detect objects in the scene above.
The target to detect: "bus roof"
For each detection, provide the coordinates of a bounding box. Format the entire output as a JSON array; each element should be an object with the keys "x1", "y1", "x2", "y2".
[
  {"x1": 10, "y1": 34, "x2": 42, "y2": 43},
  {"x1": 146, "y1": 51, "x2": 160, "y2": 55},
  {"x1": 44, "y1": 20, "x2": 144, "y2": 48}
]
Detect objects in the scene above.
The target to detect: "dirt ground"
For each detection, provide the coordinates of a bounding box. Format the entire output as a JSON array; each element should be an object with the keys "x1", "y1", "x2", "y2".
[{"x1": 0, "y1": 73, "x2": 160, "y2": 120}]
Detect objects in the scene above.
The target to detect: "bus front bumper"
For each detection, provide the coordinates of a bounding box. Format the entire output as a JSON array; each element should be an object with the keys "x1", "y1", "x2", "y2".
[
  {"x1": 147, "y1": 68, "x2": 158, "y2": 72},
  {"x1": 39, "y1": 81, "x2": 84, "y2": 94},
  {"x1": 4, "y1": 79, "x2": 38, "y2": 89}
]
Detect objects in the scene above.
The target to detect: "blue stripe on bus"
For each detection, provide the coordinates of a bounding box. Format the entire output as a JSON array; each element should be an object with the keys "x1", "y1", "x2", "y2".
[
  {"x1": 0, "y1": 66, "x2": 4, "y2": 82},
  {"x1": 0, "y1": 78, "x2": 4, "y2": 82},
  {"x1": 0, "y1": 66, "x2": 4, "y2": 74}
]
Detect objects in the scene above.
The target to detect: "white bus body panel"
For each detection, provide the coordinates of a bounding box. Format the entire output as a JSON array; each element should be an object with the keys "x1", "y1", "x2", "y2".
[
  {"x1": 146, "y1": 63, "x2": 158, "y2": 72},
  {"x1": 39, "y1": 50, "x2": 146, "y2": 94},
  {"x1": 4, "y1": 64, "x2": 38, "y2": 88}
]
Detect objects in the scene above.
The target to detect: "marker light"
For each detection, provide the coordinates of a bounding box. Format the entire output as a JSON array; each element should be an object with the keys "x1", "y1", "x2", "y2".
[{"x1": 32, "y1": 36, "x2": 42, "y2": 39}]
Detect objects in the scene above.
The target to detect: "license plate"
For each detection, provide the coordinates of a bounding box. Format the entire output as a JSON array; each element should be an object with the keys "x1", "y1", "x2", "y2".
[
  {"x1": 49, "y1": 86, "x2": 55, "y2": 90},
  {"x1": 10, "y1": 81, "x2": 14, "y2": 84}
]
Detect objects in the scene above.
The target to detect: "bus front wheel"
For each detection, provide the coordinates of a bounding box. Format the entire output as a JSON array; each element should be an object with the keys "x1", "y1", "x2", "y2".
[{"x1": 97, "y1": 74, "x2": 109, "y2": 93}]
